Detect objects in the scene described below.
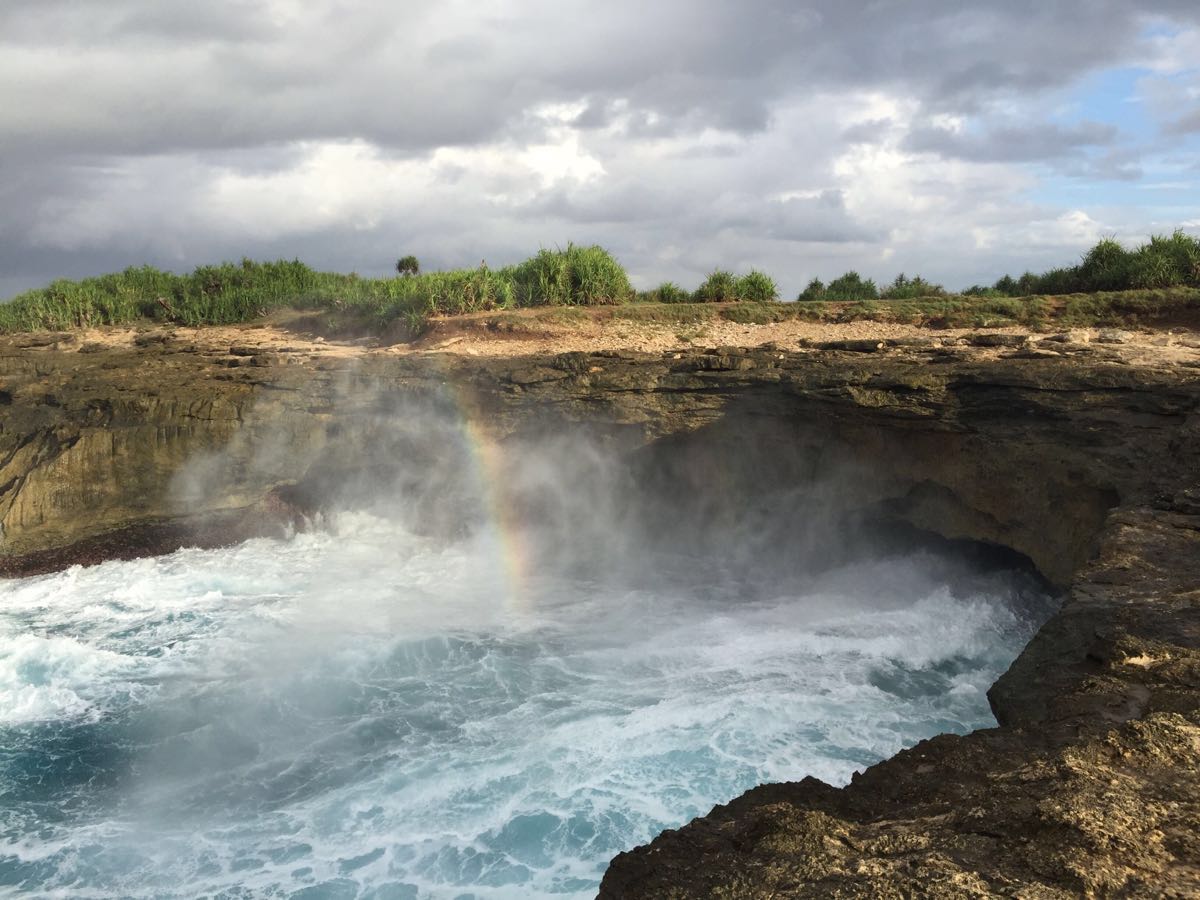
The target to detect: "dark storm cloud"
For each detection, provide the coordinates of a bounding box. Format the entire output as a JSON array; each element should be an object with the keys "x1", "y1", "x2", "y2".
[
  {"x1": 528, "y1": 178, "x2": 874, "y2": 244},
  {"x1": 2, "y1": 0, "x2": 1189, "y2": 160},
  {"x1": 2, "y1": 0, "x2": 1198, "y2": 295},
  {"x1": 904, "y1": 121, "x2": 1120, "y2": 164}
]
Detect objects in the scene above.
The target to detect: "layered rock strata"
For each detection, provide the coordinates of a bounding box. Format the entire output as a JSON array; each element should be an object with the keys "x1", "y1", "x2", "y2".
[{"x1": 2, "y1": 328, "x2": 1198, "y2": 895}]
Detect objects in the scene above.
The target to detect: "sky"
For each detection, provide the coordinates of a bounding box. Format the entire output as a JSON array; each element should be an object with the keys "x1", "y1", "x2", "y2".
[{"x1": 3, "y1": 0, "x2": 1200, "y2": 299}]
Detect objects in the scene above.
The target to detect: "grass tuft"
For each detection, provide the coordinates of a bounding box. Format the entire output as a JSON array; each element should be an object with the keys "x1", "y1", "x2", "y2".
[
  {"x1": 979, "y1": 231, "x2": 1200, "y2": 297},
  {"x1": 693, "y1": 269, "x2": 780, "y2": 303},
  {"x1": 0, "y1": 245, "x2": 632, "y2": 335},
  {"x1": 6, "y1": 233, "x2": 1200, "y2": 339}
]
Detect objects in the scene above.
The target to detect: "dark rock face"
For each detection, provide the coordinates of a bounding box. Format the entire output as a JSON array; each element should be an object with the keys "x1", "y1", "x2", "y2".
[
  {"x1": 2, "y1": 333, "x2": 1199, "y2": 895},
  {"x1": 4, "y1": 339, "x2": 1193, "y2": 584}
]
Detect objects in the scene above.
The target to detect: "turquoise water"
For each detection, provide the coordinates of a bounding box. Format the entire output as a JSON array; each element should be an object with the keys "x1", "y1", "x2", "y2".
[{"x1": 0, "y1": 512, "x2": 1050, "y2": 898}]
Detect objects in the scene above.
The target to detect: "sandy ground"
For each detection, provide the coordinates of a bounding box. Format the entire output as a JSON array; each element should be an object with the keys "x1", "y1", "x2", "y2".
[{"x1": 20, "y1": 311, "x2": 1200, "y2": 368}]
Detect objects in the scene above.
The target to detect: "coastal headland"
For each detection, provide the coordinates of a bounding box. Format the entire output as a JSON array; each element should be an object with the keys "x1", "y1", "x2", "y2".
[{"x1": 2, "y1": 311, "x2": 1199, "y2": 896}]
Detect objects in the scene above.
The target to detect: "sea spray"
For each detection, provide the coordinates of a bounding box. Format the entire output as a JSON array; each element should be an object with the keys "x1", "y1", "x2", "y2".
[{"x1": 0, "y1": 512, "x2": 1053, "y2": 898}]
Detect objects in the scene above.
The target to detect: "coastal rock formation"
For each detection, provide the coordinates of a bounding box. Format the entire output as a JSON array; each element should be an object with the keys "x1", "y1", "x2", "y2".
[
  {"x1": 2, "y1": 326, "x2": 1199, "y2": 894},
  {"x1": 3, "y1": 331, "x2": 1194, "y2": 583},
  {"x1": 600, "y1": 508, "x2": 1200, "y2": 897}
]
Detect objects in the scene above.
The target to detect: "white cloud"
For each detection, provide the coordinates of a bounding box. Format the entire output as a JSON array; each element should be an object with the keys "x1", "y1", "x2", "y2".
[
  {"x1": 1142, "y1": 24, "x2": 1200, "y2": 73},
  {"x1": 4, "y1": 1, "x2": 1200, "y2": 297}
]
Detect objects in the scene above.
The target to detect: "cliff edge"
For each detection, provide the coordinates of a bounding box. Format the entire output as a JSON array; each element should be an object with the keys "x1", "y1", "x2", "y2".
[{"x1": 2, "y1": 319, "x2": 1199, "y2": 896}]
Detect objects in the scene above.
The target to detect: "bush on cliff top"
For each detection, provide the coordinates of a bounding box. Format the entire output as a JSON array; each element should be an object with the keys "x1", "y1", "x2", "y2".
[
  {"x1": 692, "y1": 269, "x2": 780, "y2": 303},
  {"x1": 986, "y1": 231, "x2": 1200, "y2": 297},
  {"x1": 0, "y1": 245, "x2": 633, "y2": 334},
  {"x1": 638, "y1": 282, "x2": 691, "y2": 304},
  {"x1": 5, "y1": 231, "x2": 1200, "y2": 336},
  {"x1": 880, "y1": 273, "x2": 946, "y2": 300},
  {"x1": 506, "y1": 244, "x2": 633, "y2": 307},
  {"x1": 0, "y1": 259, "x2": 320, "y2": 331},
  {"x1": 824, "y1": 271, "x2": 878, "y2": 301}
]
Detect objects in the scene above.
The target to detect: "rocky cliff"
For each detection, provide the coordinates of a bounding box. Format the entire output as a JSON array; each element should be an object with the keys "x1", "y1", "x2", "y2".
[{"x1": 2, "y1": 325, "x2": 1199, "y2": 895}]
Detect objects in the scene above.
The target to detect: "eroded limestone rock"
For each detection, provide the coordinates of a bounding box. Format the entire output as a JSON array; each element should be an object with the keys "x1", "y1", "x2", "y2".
[{"x1": 2, "y1": 329, "x2": 1200, "y2": 895}]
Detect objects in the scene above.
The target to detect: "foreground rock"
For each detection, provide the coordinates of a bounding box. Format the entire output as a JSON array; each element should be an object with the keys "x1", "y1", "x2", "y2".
[
  {"x1": 600, "y1": 508, "x2": 1200, "y2": 897},
  {"x1": 2, "y1": 326, "x2": 1200, "y2": 895}
]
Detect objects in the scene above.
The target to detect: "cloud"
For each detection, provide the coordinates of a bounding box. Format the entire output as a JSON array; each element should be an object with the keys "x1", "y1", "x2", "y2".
[
  {"x1": 2, "y1": 1, "x2": 1200, "y2": 297},
  {"x1": 904, "y1": 121, "x2": 1119, "y2": 164},
  {"x1": 1, "y1": 0, "x2": 1187, "y2": 160},
  {"x1": 1164, "y1": 109, "x2": 1200, "y2": 135}
]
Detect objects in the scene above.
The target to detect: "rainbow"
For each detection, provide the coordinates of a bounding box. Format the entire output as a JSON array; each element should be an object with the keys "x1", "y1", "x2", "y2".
[{"x1": 445, "y1": 383, "x2": 534, "y2": 614}]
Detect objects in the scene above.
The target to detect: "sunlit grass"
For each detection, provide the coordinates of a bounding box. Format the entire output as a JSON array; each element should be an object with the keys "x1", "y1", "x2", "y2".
[
  {"x1": 0, "y1": 245, "x2": 633, "y2": 335},
  {"x1": 4, "y1": 234, "x2": 1199, "y2": 338}
]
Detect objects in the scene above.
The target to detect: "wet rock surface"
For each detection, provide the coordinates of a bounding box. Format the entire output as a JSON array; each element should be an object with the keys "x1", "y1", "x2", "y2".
[
  {"x1": 600, "y1": 509, "x2": 1200, "y2": 898},
  {"x1": 6, "y1": 334, "x2": 1193, "y2": 583},
  {"x1": 2, "y1": 327, "x2": 1200, "y2": 895}
]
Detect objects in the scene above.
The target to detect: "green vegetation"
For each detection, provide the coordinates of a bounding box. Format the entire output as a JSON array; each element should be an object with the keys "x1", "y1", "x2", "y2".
[
  {"x1": 880, "y1": 273, "x2": 946, "y2": 300},
  {"x1": 735, "y1": 270, "x2": 780, "y2": 303},
  {"x1": 3, "y1": 231, "x2": 1198, "y2": 338},
  {"x1": 0, "y1": 244, "x2": 632, "y2": 335},
  {"x1": 797, "y1": 278, "x2": 826, "y2": 302},
  {"x1": 811, "y1": 271, "x2": 878, "y2": 301},
  {"x1": 508, "y1": 244, "x2": 633, "y2": 307},
  {"x1": 612, "y1": 301, "x2": 796, "y2": 328},
  {"x1": 793, "y1": 288, "x2": 1200, "y2": 329},
  {"x1": 638, "y1": 282, "x2": 691, "y2": 304},
  {"x1": 693, "y1": 269, "x2": 739, "y2": 302},
  {"x1": 693, "y1": 269, "x2": 779, "y2": 302},
  {"x1": 0, "y1": 260, "x2": 319, "y2": 332},
  {"x1": 981, "y1": 231, "x2": 1200, "y2": 297}
]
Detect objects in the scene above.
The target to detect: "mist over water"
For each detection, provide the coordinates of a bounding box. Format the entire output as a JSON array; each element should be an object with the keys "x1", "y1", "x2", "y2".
[{"x1": 0, "y1": 414, "x2": 1055, "y2": 898}]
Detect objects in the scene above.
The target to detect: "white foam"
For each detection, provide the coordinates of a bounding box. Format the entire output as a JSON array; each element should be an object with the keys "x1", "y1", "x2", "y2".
[
  {"x1": 0, "y1": 516, "x2": 1049, "y2": 898},
  {"x1": 0, "y1": 633, "x2": 137, "y2": 724}
]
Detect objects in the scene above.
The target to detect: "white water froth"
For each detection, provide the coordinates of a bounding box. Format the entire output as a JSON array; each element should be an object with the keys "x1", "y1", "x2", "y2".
[{"x1": 0, "y1": 512, "x2": 1050, "y2": 898}]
